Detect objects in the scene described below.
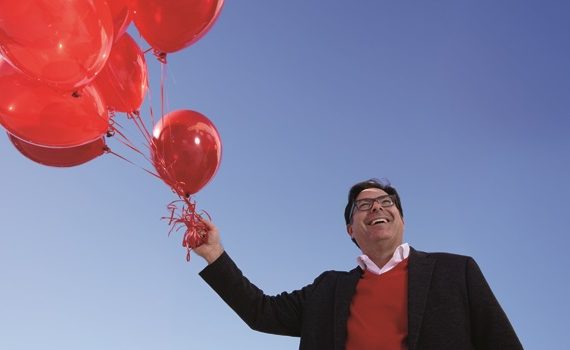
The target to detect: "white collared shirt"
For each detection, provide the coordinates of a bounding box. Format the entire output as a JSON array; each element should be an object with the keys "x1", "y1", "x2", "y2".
[{"x1": 357, "y1": 243, "x2": 410, "y2": 275}]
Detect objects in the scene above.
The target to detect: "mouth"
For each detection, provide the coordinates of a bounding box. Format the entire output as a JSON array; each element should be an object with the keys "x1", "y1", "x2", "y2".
[{"x1": 368, "y1": 217, "x2": 389, "y2": 226}]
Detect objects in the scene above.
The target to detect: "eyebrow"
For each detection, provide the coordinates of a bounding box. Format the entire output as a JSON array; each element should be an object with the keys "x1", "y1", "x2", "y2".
[{"x1": 355, "y1": 194, "x2": 390, "y2": 202}]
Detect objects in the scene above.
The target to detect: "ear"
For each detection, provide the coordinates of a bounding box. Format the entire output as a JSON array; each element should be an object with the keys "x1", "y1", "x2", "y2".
[{"x1": 346, "y1": 224, "x2": 353, "y2": 238}]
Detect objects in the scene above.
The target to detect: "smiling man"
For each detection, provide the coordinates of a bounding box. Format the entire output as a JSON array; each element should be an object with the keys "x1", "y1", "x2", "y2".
[{"x1": 196, "y1": 178, "x2": 523, "y2": 350}]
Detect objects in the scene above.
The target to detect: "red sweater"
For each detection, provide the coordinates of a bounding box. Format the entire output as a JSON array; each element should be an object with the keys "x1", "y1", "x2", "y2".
[{"x1": 346, "y1": 258, "x2": 409, "y2": 350}]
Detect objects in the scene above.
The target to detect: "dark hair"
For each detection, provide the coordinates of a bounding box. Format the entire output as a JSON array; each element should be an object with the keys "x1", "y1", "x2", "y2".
[{"x1": 344, "y1": 178, "x2": 404, "y2": 225}]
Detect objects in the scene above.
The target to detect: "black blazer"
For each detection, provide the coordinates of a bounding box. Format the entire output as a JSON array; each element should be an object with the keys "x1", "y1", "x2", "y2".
[{"x1": 200, "y1": 248, "x2": 523, "y2": 349}]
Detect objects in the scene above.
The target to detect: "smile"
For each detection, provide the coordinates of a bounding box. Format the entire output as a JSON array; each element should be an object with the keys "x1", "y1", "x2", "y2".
[{"x1": 368, "y1": 217, "x2": 389, "y2": 225}]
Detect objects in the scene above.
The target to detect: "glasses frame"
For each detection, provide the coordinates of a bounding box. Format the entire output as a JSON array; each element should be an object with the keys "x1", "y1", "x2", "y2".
[{"x1": 350, "y1": 194, "x2": 396, "y2": 221}]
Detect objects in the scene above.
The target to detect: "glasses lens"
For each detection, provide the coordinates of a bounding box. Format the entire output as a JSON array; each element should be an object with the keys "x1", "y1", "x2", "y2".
[{"x1": 356, "y1": 200, "x2": 372, "y2": 211}]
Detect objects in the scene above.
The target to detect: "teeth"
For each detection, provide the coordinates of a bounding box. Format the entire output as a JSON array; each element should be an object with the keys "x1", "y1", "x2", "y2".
[{"x1": 371, "y1": 218, "x2": 388, "y2": 225}]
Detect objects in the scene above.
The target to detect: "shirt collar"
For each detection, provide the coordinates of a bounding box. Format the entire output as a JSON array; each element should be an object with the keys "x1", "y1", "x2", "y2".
[{"x1": 357, "y1": 242, "x2": 410, "y2": 275}]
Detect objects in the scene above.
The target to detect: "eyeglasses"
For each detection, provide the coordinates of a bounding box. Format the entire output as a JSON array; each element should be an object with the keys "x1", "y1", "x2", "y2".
[{"x1": 352, "y1": 194, "x2": 395, "y2": 213}]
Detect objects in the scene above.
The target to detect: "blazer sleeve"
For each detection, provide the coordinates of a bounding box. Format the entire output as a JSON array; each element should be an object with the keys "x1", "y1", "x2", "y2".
[
  {"x1": 466, "y1": 257, "x2": 523, "y2": 349},
  {"x1": 199, "y1": 251, "x2": 320, "y2": 337}
]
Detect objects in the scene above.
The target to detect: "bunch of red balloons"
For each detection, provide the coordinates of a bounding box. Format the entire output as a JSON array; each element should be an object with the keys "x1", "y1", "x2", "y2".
[{"x1": 0, "y1": 0, "x2": 224, "y2": 196}]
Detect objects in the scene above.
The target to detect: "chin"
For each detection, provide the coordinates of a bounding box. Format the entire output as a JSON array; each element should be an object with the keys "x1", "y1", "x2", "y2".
[{"x1": 369, "y1": 233, "x2": 395, "y2": 241}]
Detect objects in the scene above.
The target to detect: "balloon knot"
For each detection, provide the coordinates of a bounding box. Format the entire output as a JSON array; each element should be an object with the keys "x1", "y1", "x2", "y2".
[
  {"x1": 153, "y1": 49, "x2": 168, "y2": 64},
  {"x1": 127, "y1": 110, "x2": 140, "y2": 120}
]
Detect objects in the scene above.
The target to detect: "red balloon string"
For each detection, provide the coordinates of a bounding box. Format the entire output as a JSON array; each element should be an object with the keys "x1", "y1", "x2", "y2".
[
  {"x1": 160, "y1": 63, "x2": 167, "y2": 120},
  {"x1": 109, "y1": 113, "x2": 151, "y2": 159},
  {"x1": 162, "y1": 197, "x2": 211, "y2": 261},
  {"x1": 127, "y1": 111, "x2": 154, "y2": 145},
  {"x1": 103, "y1": 49, "x2": 216, "y2": 260},
  {"x1": 106, "y1": 108, "x2": 211, "y2": 260},
  {"x1": 107, "y1": 112, "x2": 167, "y2": 182}
]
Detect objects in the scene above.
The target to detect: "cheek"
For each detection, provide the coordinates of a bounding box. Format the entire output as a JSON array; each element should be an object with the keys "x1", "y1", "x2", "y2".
[
  {"x1": 349, "y1": 221, "x2": 366, "y2": 236},
  {"x1": 396, "y1": 219, "x2": 405, "y2": 232},
  {"x1": 356, "y1": 221, "x2": 367, "y2": 232}
]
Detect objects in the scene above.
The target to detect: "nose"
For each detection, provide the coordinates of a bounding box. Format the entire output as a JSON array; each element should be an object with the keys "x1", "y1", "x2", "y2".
[{"x1": 371, "y1": 199, "x2": 384, "y2": 212}]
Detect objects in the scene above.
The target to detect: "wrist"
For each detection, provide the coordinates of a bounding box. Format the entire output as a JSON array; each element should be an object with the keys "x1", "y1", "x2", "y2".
[{"x1": 203, "y1": 244, "x2": 224, "y2": 264}]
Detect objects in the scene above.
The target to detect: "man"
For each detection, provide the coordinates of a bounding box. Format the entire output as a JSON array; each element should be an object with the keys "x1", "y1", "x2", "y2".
[{"x1": 195, "y1": 179, "x2": 523, "y2": 349}]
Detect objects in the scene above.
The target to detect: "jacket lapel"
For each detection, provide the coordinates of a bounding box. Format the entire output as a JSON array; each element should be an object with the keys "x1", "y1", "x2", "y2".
[
  {"x1": 333, "y1": 267, "x2": 361, "y2": 350},
  {"x1": 407, "y1": 248, "x2": 435, "y2": 350}
]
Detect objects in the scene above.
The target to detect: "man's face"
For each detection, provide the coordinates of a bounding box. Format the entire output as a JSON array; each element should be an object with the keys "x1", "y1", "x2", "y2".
[{"x1": 347, "y1": 188, "x2": 405, "y2": 252}]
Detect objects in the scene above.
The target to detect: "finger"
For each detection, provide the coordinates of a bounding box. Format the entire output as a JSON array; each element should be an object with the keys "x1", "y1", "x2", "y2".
[{"x1": 202, "y1": 218, "x2": 216, "y2": 232}]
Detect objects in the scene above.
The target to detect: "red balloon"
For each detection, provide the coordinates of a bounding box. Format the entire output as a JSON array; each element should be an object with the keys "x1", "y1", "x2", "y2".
[
  {"x1": 152, "y1": 110, "x2": 222, "y2": 196},
  {"x1": 0, "y1": 59, "x2": 109, "y2": 148},
  {"x1": 107, "y1": 0, "x2": 132, "y2": 41},
  {"x1": 94, "y1": 33, "x2": 148, "y2": 112},
  {"x1": 0, "y1": 0, "x2": 114, "y2": 90},
  {"x1": 132, "y1": 0, "x2": 224, "y2": 53},
  {"x1": 8, "y1": 133, "x2": 107, "y2": 167}
]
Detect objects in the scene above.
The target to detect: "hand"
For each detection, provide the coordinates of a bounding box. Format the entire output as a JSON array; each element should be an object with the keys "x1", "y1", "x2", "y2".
[{"x1": 193, "y1": 219, "x2": 224, "y2": 264}]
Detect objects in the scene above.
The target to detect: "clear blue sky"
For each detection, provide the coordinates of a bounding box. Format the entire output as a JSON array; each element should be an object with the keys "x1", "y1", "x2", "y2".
[{"x1": 1, "y1": 1, "x2": 569, "y2": 349}]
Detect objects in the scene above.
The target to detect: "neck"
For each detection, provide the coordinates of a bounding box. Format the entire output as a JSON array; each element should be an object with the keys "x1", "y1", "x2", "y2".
[{"x1": 364, "y1": 241, "x2": 403, "y2": 269}]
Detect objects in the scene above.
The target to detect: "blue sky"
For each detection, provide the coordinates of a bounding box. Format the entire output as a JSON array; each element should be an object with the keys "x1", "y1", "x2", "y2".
[{"x1": 1, "y1": 1, "x2": 569, "y2": 349}]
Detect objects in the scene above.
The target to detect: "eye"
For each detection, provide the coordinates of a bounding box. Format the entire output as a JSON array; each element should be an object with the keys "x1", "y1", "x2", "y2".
[
  {"x1": 381, "y1": 198, "x2": 393, "y2": 206},
  {"x1": 356, "y1": 201, "x2": 372, "y2": 210}
]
